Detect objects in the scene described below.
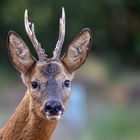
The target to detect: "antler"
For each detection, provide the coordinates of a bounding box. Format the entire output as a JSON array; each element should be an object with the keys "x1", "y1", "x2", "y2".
[
  {"x1": 24, "y1": 9, "x2": 47, "y2": 61},
  {"x1": 52, "y1": 7, "x2": 65, "y2": 60}
]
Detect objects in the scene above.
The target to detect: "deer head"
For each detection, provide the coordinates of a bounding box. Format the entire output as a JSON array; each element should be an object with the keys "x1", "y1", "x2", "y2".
[{"x1": 7, "y1": 8, "x2": 92, "y2": 121}]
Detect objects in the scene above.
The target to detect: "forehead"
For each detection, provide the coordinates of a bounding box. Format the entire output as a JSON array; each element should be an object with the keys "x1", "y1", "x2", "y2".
[
  {"x1": 32, "y1": 61, "x2": 66, "y2": 79},
  {"x1": 41, "y1": 62, "x2": 61, "y2": 78}
]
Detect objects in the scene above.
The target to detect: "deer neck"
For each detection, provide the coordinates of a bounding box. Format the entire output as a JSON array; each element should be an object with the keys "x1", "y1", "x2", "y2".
[{"x1": 1, "y1": 91, "x2": 58, "y2": 140}]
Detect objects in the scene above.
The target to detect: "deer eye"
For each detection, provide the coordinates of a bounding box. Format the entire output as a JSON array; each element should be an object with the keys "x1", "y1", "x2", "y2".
[
  {"x1": 31, "y1": 81, "x2": 38, "y2": 89},
  {"x1": 64, "y1": 80, "x2": 71, "y2": 88}
]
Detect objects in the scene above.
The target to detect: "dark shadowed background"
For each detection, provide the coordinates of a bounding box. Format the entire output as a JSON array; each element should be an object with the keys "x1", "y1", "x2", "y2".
[{"x1": 0, "y1": 0, "x2": 140, "y2": 140}]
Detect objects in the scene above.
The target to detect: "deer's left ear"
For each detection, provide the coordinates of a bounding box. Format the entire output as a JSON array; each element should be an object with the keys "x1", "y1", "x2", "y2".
[{"x1": 61, "y1": 28, "x2": 92, "y2": 73}]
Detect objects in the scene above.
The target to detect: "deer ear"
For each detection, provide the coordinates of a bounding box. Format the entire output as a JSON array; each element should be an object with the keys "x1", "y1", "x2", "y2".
[
  {"x1": 7, "y1": 31, "x2": 35, "y2": 73},
  {"x1": 61, "y1": 28, "x2": 92, "y2": 73}
]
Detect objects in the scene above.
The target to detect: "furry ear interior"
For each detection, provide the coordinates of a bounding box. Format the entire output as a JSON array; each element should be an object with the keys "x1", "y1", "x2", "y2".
[
  {"x1": 8, "y1": 31, "x2": 35, "y2": 73},
  {"x1": 61, "y1": 28, "x2": 92, "y2": 73}
]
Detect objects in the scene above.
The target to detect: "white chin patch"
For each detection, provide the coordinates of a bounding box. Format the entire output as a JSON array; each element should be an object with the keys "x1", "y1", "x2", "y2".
[
  {"x1": 46, "y1": 115, "x2": 61, "y2": 120},
  {"x1": 46, "y1": 111, "x2": 62, "y2": 120}
]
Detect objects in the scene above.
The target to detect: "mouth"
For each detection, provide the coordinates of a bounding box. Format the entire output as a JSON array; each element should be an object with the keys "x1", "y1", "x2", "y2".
[{"x1": 45, "y1": 111, "x2": 63, "y2": 120}]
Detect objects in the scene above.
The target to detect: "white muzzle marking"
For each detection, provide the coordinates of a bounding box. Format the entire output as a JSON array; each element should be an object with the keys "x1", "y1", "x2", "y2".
[{"x1": 46, "y1": 111, "x2": 62, "y2": 120}]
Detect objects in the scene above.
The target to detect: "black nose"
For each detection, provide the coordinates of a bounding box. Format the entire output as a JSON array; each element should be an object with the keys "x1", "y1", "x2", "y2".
[{"x1": 44, "y1": 101, "x2": 64, "y2": 115}]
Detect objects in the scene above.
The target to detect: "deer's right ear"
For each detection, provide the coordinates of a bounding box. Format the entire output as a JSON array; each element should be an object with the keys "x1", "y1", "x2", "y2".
[{"x1": 7, "y1": 31, "x2": 35, "y2": 73}]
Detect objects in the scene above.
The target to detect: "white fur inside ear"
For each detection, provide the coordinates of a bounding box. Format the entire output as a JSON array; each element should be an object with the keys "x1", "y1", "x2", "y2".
[
  {"x1": 10, "y1": 33, "x2": 31, "y2": 64},
  {"x1": 8, "y1": 32, "x2": 35, "y2": 73},
  {"x1": 62, "y1": 29, "x2": 91, "y2": 72},
  {"x1": 69, "y1": 46, "x2": 79, "y2": 57},
  {"x1": 13, "y1": 41, "x2": 31, "y2": 64},
  {"x1": 18, "y1": 47, "x2": 31, "y2": 64}
]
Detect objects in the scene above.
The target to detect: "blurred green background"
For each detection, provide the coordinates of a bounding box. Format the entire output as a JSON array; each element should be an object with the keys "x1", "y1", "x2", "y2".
[{"x1": 0, "y1": 0, "x2": 140, "y2": 140}]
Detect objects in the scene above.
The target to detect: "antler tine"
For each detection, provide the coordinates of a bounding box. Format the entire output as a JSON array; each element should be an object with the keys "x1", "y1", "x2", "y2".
[
  {"x1": 52, "y1": 7, "x2": 65, "y2": 60},
  {"x1": 24, "y1": 9, "x2": 47, "y2": 61}
]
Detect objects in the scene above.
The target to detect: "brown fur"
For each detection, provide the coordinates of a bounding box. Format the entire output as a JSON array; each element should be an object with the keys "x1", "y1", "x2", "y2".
[{"x1": 0, "y1": 92, "x2": 57, "y2": 140}]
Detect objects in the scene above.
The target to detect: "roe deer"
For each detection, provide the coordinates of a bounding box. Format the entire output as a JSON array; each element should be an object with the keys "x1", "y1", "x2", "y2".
[{"x1": 0, "y1": 7, "x2": 92, "y2": 140}]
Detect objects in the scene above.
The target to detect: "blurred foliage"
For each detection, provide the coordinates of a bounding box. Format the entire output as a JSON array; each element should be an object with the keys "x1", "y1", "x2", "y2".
[{"x1": 0, "y1": 0, "x2": 140, "y2": 73}]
